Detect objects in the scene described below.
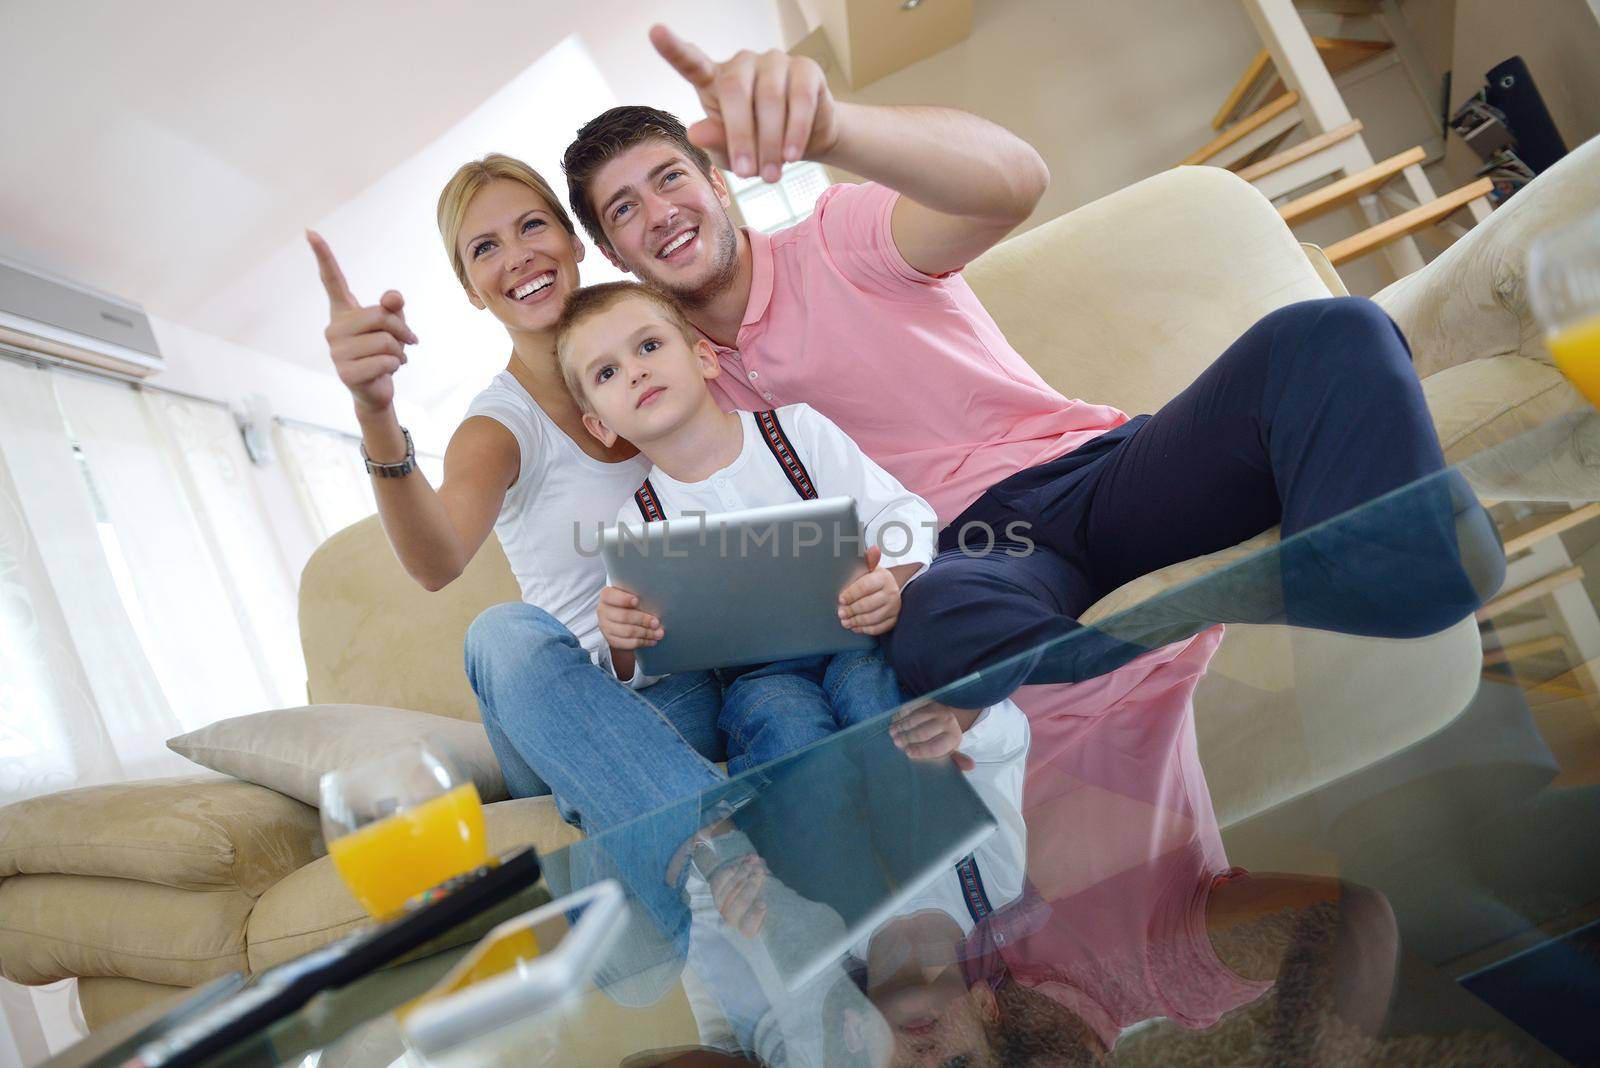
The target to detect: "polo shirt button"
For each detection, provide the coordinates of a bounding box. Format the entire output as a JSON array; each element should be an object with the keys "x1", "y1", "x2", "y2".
[
  {"x1": 747, "y1": 370, "x2": 759, "y2": 380},
  {"x1": 762, "y1": 392, "x2": 774, "y2": 401}
]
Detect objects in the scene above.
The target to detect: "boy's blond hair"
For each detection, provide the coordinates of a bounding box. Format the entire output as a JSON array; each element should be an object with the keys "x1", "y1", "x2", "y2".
[{"x1": 555, "y1": 282, "x2": 700, "y2": 410}]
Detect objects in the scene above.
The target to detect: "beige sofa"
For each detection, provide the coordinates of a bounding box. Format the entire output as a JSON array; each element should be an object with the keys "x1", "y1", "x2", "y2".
[{"x1": 2, "y1": 140, "x2": 1593, "y2": 1034}]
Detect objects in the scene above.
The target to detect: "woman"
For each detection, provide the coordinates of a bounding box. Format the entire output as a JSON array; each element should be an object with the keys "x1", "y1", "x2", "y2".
[{"x1": 308, "y1": 154, "x2": 726, "y2": 834}]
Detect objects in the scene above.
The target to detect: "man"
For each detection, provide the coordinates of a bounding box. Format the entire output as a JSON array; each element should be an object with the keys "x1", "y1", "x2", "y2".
[{"x1": 559, "y1": 25, "x2": 1501, "y2": 716}]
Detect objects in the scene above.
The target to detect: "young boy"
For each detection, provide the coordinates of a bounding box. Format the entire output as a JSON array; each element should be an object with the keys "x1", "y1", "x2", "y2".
[{"x1": 555, "y1": 280, "x2": 986, "y2": 773}]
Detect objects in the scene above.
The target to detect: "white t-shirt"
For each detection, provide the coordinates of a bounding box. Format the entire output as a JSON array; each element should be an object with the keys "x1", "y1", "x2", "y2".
[
  {"x1": 847, "y1": 698, "x2": 1030, "y2": 960},
  {"x1": 613, "y1": 404, "x2": 938, "y2": 577},
  {"x1": 680, "y1": 701, "x2": 1030, "y2": 1062},
  {"x1": 463, "y1": 371, "x2": 649, "y2": 671}
]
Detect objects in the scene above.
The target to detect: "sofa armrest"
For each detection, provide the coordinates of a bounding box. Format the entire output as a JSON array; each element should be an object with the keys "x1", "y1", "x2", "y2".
[
  {"x1": 964, "y1": 166, "x2": 1333, "y2": 416},
  {"x1": 1374, "y1": 135, "x2": 1600, "y2": 382},
  {"x1": 0, "y1": 775, "x2": 322, "y2": 896},
  {"x1": 1300, "y1": 242, "x2": 1350, "y2": 297},
  {"x1": 1424, "y1": 354, "x2": 1581, "y2": 467}
]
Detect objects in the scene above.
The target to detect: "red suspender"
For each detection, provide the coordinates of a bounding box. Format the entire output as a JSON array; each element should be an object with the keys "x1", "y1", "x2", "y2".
[
  {"x1": 754, "y1": 409, "x2": 818, "y2": 501},
  {"x1": 634, "y1": 478, "x2": 665, "y2": 522},
  {"x1": 956, "y1": 853, "x2": 994, "y2": 921},
  {"x1": 630, "y1": 409, "x2": 816, "y2": 522}
]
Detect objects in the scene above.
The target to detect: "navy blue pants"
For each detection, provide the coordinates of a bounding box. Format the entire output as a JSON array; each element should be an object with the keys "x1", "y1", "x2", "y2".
[{"x1": 882, "y1": 298, "x2": 1505, "y2": 707}]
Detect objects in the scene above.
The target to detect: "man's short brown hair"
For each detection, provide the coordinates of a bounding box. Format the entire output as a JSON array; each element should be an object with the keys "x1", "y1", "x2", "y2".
[
  {"x1": 554, "y1": 281, "x2": 700, "y2": 409},
  {"x1": 562, "y1": 106, "x2": 717, "y2": 252}
]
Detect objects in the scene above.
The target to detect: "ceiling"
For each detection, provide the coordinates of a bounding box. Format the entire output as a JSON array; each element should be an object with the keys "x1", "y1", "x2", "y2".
[{"x1": 0, "y1": 0, "x2": 783, "y2": 414}]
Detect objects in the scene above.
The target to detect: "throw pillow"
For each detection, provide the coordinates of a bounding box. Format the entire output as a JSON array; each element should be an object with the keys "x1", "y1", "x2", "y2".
[{"x1": 167, "y1": 704, "x2": 508, "y2": 807}]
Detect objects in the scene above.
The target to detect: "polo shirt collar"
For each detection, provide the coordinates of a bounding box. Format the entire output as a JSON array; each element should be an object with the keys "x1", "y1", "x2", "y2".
[{"x1": 742, "y1": 226, "x2": 774, "y2": 329}]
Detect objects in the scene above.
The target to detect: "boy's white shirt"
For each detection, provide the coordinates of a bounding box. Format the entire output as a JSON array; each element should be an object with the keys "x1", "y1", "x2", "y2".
[
  {"x1": 610, "y1": 403, "x2": 939, "y2": 688},
  {"x1": 846, "y1": 698, "x2": 1030, "y2": 960},
  {"x1": 681, "y1": 701, "x2": 1031, "y2": 1061}
]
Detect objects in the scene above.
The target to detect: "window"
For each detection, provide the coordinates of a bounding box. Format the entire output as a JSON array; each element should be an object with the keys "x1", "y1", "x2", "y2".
[{"x1": 726, "y1": 161, "x2": 833, "y2": 234}]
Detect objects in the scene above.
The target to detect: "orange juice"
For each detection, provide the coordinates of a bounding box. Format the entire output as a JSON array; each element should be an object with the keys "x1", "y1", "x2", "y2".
[
  {"x1": 396, "y1": 927, "x2": 541, "y2": 1022},
  {"x1": 328, "y1": 782, "x2": 488, "y2": 917},
  {"x1": 1548, "y1": 311, "x2": 1600, "y2": 408}
]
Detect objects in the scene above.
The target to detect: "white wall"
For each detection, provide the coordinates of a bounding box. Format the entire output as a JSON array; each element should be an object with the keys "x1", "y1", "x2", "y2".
[
  {"x1": 813, "y1": 1, "x2": 1417, "y2": 293},
  {"x1": 1443, "y1": 0, "x2": 1600, "y2": 183},
  {"x1": 181, "y1": 35, "x2": 624, "y2": 443},
  {"x1": 134, "y1": 6, "x2": 792, "y2": 570},
  {"x1": 150, "y1": 315, "x2": 406, "y2": 435},
  {"x1": 178, "y1": 5, "x2": 789, "y2": 444},
  {"x1": 824, "y1": 0, "x2": 1264, "y2": 235},
  {"x1": 816, "y1": 0, "x2": 1594, "y2": 296}
]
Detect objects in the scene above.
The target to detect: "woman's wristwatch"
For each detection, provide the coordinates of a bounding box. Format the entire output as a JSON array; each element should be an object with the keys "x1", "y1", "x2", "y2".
[{"x1": 361, "y1": 426, "x2": 415, "y2": 478}]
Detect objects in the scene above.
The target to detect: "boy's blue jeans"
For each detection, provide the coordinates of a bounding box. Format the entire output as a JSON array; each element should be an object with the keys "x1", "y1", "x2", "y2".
[{"x1": 716, "y1": 649, "x2": 908, "y2": 776}]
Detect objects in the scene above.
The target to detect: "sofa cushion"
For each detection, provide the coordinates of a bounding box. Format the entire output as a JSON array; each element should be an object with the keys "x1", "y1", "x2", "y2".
[
  {"x1": 299, "y1": 520, "x2": 521, "y2": 721},
  {"x1": 1422, "y1": 354, "x2": 1584, "y2": 464},
  {"x1": 167, "y1": 704, "x2": 509, "y2": 808},
  {"x1": 0, "y1": 874, "x2": 251, "y2": 986},
  {"x1": 0, "y1": 775, "x2": 320, "y2": 895},
  {"x1": 247, "y1": 795, "x2": 583, "y2": 972},
  {"x1": 77, "y1": 976, "x2": 189, "y2": 1032},
  {"x1": 965, "y1": 166, "x2": 1331, "y2": 417}
]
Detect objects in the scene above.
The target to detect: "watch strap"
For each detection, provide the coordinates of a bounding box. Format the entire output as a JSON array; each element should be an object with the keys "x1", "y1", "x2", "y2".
[{"x1": 361, "y1": 426, "x2": 415, "y2": 478}]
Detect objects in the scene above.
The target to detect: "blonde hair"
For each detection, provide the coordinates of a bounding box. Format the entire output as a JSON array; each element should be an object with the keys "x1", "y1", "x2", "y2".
[
  {"x1": 554, "y1": 282, "x2": 699, "y2": 411},
  {"x1": 436, "y1": 154, "x2": 578, "y2": 292}
]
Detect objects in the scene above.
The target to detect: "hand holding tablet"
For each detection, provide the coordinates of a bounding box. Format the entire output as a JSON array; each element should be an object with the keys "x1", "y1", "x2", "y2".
[{"x1": 600, "y1": 497, "x2": 877, "y2": 676}]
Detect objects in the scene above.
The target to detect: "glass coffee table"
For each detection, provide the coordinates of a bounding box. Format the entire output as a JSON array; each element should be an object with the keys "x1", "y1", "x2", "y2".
[{"x1": 55, "y1": 415, "x2": 1600, "y2": 1067}]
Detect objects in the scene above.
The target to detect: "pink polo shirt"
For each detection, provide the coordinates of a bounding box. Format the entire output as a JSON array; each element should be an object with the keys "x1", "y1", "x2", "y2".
[
  {"x1": 706, "y1": 181, "x2": 1127, "y2": 524},
  {"x1": 968, "y1": 628, "x2": 1271, "y2": 1051}
]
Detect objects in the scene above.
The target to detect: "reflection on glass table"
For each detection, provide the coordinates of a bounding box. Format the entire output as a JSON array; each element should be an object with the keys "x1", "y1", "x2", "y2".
[{"x1": 54, "y1": 415, "x2": 1600, "y2": 1067}]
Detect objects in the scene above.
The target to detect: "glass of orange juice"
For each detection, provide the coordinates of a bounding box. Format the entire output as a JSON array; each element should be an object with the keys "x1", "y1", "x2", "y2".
[
  {"x1": 1531, "y1": 210, "x2": 1600, "y2": 406},
  {"x1": 319, "y1": 743, "x2": 490, "y2": 918}
]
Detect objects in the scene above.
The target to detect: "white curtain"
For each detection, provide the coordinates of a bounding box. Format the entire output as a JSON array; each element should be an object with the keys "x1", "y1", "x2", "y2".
[
  {"x1": 144, "y1": 392, "x2": 305, "y2": 708},
  {"x1": 0, "y1": 362, "x2": 185, "y2": 802},
  {"x1": 273, "y1": 420, "x2": 443, "y2": 543},
  {"x1": 53, "y1": 374, "x2": 276, "y2": 732},
  {"x1": 272, "y1": 421, "x2": 378, "y2": 543},
  {"x1": 0, "y1": 367, "x2": 375, "y2": 1066},
  {"x1": 0, "y1": 361, "x2": 314, "y2": 797}
]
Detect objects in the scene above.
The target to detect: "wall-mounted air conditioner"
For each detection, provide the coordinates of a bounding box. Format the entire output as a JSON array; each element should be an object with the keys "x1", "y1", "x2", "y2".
[{"x1": 0, "y1": 256, "x2": 164, "y2": 377}]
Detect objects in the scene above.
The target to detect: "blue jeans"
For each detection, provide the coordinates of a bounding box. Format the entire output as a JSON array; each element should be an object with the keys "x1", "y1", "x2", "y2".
[
  {"x1": 716, "y1": 649, "x2": 906, "y2": 776},
  {"x1": 884, "y1": 297, "x2": 1506, "y2": 706},
  {"x1": 464, "y1": 602, "x2": 727, "y2": 830},
  {"x1": 466, "y1": 603, "x2": 735, "y2": 972}
]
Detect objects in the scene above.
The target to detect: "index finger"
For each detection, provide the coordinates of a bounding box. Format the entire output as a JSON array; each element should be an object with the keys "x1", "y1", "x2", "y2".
[
  {"x1": 649, "y1": 24, "x2": 717, "y2": 88},
  {"x1": 306, "y1": 230, "x2": 357, "y2": 313},
  {"x1": 600, "y1": 585, "x2": 639, "y2": 607}
]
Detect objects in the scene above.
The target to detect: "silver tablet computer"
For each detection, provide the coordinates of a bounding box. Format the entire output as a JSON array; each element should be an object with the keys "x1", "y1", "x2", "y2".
[{"x1": 600, "y1": 495, "x2": 877, "y2": 675}]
